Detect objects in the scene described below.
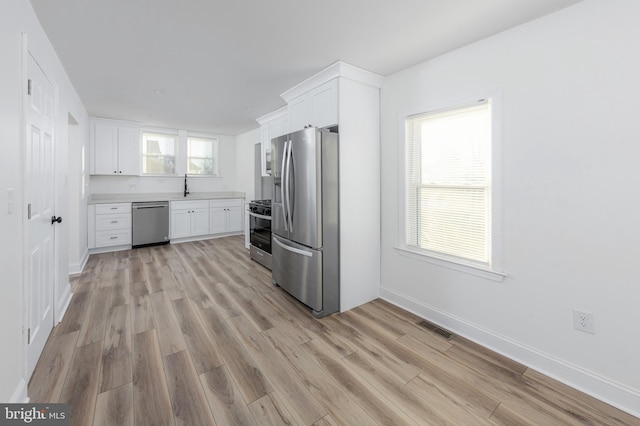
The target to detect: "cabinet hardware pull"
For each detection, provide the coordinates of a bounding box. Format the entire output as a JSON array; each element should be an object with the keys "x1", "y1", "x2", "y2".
[
  {"x1": 110, "y1": 236, "x2": 118, "y2": 239},
  {"x1": 110, "y1": 220, "x2": 118, "y2": 223}
]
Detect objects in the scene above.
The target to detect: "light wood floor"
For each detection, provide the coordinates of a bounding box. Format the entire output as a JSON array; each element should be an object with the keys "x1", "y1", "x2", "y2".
[{"x1": 29, "y1": 236, "x2": 637, "y2": 425}]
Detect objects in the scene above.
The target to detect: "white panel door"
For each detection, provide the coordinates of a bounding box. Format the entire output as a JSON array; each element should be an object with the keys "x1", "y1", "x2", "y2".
[{"x1": 26, "y1": 52, "x2": 56, "y2": 378}]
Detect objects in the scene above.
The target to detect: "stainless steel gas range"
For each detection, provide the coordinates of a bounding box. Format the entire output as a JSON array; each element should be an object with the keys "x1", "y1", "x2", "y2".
[{"x1": 248, "y1": 199, "x2": 272, "y2": 269}]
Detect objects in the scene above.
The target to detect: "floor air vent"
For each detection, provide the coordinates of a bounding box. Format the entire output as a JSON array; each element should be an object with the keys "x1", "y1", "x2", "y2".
[{"x1": 417, "y1": 320, "x2": 454, "y2": 340}]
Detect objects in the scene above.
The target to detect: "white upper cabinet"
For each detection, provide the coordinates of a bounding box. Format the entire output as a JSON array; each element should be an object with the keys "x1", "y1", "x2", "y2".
[
  {"x1": 256, "y1": 106, "x2": 289, "y2": 177},
  {"x1": 287, "y1": 79, "x2": 338, "y2": 132},
  {"x1": 90, "y1": 117, "x2": 141, "y2": 175}
]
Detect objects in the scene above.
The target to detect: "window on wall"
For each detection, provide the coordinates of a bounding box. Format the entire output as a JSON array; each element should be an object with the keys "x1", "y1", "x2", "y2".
[
  {"x1": 142, "y1": 132, "x2": 177, "y2": 175},
  {"x1": 404, "y1": 98, "x2": 497, "y2": 269},
  {"x1": 187, "y1": 136, "x2": 219, "y2": 176}
]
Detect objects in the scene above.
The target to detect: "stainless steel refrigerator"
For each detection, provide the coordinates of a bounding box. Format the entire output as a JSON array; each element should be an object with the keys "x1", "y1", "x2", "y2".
[{"x1": 271, "y1": 127, "x2": 339, "y2": 317}]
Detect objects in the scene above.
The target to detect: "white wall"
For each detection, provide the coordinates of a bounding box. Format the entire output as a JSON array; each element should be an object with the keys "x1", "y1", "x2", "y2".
[
  {"x1": 0, "y1": 0, "x2": 88, "y2": 402},
  {"x1": 235, "y1": 128, "x2": 260, "y2": 202},
  {"x1": 67, "y1": 117, "x2": 90, "y2": 275},
  {"x1": 380, "y1": 0, "x2": 640, "y2": 416},
  {"x1": 90, "y1": 134, "x2": 237, "y2": 195}
]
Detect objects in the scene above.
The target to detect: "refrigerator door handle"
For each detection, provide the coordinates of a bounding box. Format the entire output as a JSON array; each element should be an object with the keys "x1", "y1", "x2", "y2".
[
  {"x1": 273, "y1": 235, "x2": 313, "y2": 257},
  {"x1": 286, "y1": 139, "x2": 294, "y2": 233},
  {"x1": 281, "y1": 139, "x2": 290, "y2": 232}
]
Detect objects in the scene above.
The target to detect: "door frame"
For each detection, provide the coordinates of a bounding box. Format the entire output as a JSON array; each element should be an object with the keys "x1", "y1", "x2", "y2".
[{"x1": 21, "y1": 34, "x2": 60, "y2": 382}]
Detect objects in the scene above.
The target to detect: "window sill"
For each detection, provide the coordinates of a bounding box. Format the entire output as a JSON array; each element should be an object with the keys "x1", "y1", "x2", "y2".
[{"x1": 394, "y1": 246, "x2": 506, "y2": 282}]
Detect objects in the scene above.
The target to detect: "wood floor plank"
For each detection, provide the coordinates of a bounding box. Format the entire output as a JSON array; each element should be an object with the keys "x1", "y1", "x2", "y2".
[
  {"x1": 132, "y1": 330, "x2": 173, "y2": 426},
  {"x1": 301, "y1": 338, "x2": 418, "y2": 426},
  {"x1": 109, "y1": 269, "x2": 130, "y2": 307},
  {"x1": 206, "y1": 282, "x2": 243, "y2": 319},
  {"x1": 344, "y1": 349, "x2": 463, "y2": 425},
  {"x1": 94, "y1": 383, "x2": 133, "y2": 426},
  {"x1": 324, "y1": 313, "x2": 421, "y2": 383},
  {"x1": 218, "y1": 282, "x2": 274, "y2": 332},
  {"x1": 149, "y1": 291, "x2": 187, "y2": 356},
  {"x1": 59, "y1": 340, "x2": 103, "y2": 426},
  {"x1": 520, "y1": 369, "x2": 640, "y2": 426},
  {"x1": 99, "y1": 304, "x2": 132, "y2": 393},
  {"x1": 130, "y1": 289, "x2": 154, "y2": 335},
  {"x1": 447, "y1": 335, "x2": 528, "y2": 379},
  {"x1": 77, "y1": 287, "x2": 112, "y2": 346},
  {"x1": 263, "y1": 324, "x2": 378, "y2": 425},
  {"x1": 406, "y1": 374, "x2": 497, "y2": 425},
  {"x1": 200, "y1": 365, "x2": 257, "y2": 426},
  {"x1": 172, "y1": 270, "x2": 214, "y2": 308},
  {"x1": 172, "y1": 297, "x2": 224, "y2": 374},
  {"x1": 490, "y1": 402, "x2": 540, "y2": 426},
  {"x1": 248, "y1": 393, "x2": 296, "y2": 426},
  {"x1": 228, "y1": 314, "x2": 327, "y2": 424},
  {"x1": 164, "y1": 350, "x2": 216, "y2": 426},
  {"x1": 199, "y1": 306, "x2": 273, "y2": 403},
  {"x1": 54, "y1": 290, "x2": 90, "y2": 336},
  {"x1": 397, "y1": 332, "x2": 503, "y2": 417},
  {"x1": 29, "y1": 330, "x2": 79, "y2": 403}
]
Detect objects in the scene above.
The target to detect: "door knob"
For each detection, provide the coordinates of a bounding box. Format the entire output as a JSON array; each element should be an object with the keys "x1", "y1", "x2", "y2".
[{"x1": 51, "y1": 216, "x2": 62, "y2": 224}]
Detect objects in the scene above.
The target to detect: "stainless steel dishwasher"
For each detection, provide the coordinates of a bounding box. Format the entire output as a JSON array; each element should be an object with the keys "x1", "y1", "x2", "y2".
[{"x1": 132, "y1": 201, "x2": 170, "y2": 248}]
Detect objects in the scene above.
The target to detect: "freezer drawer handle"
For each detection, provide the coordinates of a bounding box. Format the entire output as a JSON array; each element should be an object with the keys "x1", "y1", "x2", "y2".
[{"x1": 273, "y1": 236, "x2": 313, "y2": 257}]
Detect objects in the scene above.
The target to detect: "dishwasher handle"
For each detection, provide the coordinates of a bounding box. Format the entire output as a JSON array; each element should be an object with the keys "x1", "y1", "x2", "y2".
[{"x1": 133, "y1": 204, "x2": 168, "y2": 209}]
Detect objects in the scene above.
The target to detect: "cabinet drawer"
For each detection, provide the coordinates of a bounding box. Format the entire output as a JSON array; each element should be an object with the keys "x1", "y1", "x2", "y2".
[
  {"x1": 96, "y1": 229, "x2": 132, "y2": 247},
  {"x1": 96, "y1": 203, "x2": 131, "y2": 215},
  {"x1": 95, "y1": 214, "x2": 131, "y2": 231},
  {"x1": 209, "y1": 198, "x2": 242, "y2": 208}
]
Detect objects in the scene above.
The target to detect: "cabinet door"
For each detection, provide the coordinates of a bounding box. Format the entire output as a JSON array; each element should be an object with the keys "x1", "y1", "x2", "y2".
[
  {"x1": 171, "y1": 209, "x2": 191, "y2": 239},
  {"x1": 93, "y1": 123, "x2": 118, "y2": 175},
  {"x1": 190, "y1": 207, "x2": 210, "y2": 236},
  {"x1": 310, "y1": 79, "x2": 338, "y2": 129},
  {"x1": 260, "y1": 124, "x2": 271, "y2": 177},
  {"x1": 227, "y1": 207, "x2": 243, "y2": 232},
  {"x1": 209, "y1": 207, "x2": 227, "y2": 234},
  {"x1": 117, "y1": 126, "x2": 140, "y2": 175},
  {"x1": 288, "y1": 95, "x2": 310, "y2": 132}
]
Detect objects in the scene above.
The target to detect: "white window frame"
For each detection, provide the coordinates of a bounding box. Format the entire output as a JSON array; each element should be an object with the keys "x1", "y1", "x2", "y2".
[
  {"x1": 396, "y1": 91, "x2": 505, "y2": 281},
  {"x1": 141, "y1": 131, "x2": 178, "y2": 176},
  {"x1": 187, "y1": 135, "x2": 219, "y2": 177}
]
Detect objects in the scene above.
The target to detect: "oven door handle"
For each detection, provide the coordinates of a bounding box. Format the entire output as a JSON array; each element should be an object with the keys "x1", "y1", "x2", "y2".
[{"x1": 248, "y1": 211, "x2": 272, "y2": 221}]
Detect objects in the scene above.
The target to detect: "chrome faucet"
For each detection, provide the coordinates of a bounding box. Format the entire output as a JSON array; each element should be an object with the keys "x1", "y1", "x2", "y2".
[{"x1": 184, "y1": 173, "x2": 189, "y2": 197}]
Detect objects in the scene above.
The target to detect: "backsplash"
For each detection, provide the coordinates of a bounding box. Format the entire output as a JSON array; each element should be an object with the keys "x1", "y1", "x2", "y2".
[{"x1": 90, "y1": 175, "x2": 231, "y2": 194}]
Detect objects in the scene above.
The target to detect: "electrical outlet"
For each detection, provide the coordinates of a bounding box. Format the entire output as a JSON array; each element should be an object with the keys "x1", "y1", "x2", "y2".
[{"x1": 573, "y1": 309, "x2": 594, "y2": 334}]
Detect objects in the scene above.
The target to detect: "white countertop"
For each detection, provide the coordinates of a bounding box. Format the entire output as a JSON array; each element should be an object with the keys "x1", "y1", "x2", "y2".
[{"x1": 88, "y1": 191, "x2": 245, "y2": 204}]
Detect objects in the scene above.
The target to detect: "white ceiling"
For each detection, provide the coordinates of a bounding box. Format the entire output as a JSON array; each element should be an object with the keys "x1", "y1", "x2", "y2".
[{"x1": 30, "y1": 0, "x2": 581, "y2": 135}]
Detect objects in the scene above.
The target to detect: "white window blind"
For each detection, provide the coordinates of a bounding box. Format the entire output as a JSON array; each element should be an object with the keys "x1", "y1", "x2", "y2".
[{"x1": 405, "y1": 99, "x2": 492, "y2": 265}]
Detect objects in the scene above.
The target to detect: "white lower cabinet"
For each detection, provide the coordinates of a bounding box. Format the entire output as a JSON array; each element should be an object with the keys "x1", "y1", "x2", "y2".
[
  {"x1": 89, "y1": 197, "x2": 244, "y2": 252},
  {"x1": 88, "y1": 202, "x2": 132, "y2": 249},
  {"x1": 210, "y1": 199, "x2": 243, "y2": 234},
  {"x1": 170, "y1": 200, "x2": 209, "y2": 239}
]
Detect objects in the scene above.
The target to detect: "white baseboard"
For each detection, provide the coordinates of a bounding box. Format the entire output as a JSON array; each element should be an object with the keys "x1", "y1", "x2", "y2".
[
  {"x1": 9, "y1": 378, "x2": 28, "y2": 403},
  {"x1": 380, "y1": 287, "x2": 640, "y2": 419},
  {"x1": 55, "y1": 283, "x2": 73, "y2": 325},
  {"x1": 68, "y1": 248, "x2": 89, "y2": 276}
]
